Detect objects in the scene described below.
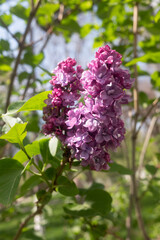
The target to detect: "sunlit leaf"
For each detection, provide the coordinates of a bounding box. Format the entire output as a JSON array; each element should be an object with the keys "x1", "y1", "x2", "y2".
[
  {"x1": 14, "y1": 140, "x2": 40, "y2": 163},
  {"x1": 155, "y1": 10, "x2": 160, "y2": 23},
  {"x1": 6, "y1": 101, "x2": 26, "y2": 115},
  {"x1": 10, "y1": 4, "x2": 30, "y2": 21},
  {"x1": 0, "y1": 14, "x2": 13, "y2": 26},
  {"x1": 126, "y1": 52, "x2": 160, "y2": 66},
  {"x1": 5, "y1": 91, "x2": 52, "y2": 115},
  {"x1": 0, "y1": 123, "x2": 27, "y2": 144}
]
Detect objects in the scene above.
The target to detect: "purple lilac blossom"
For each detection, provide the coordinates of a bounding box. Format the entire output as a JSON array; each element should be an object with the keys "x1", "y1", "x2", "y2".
[
  {"x1": 42, "y1": 57, "x2": 83, "y2": 142},
  {"x1": 42, "y1": 45, "x2": 134, "y2": 171}
]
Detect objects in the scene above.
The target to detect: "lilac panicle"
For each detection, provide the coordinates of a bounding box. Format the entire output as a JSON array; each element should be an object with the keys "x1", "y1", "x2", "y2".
[
  {"x1": 42, "y1": 45, "x2": 134, "y2": 171},
  {"x1": 42, "y1": 57, "x2": 83, "y2": 142}
]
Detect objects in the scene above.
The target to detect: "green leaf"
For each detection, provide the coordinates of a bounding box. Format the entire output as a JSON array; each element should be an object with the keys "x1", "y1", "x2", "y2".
[
  {"x1": 39, "y1": 138, "x2": 54, "y2": 163},
  {"x1": 57, "y1": 17, "x2": 80, "y2": 34},
  {"x1": 22, "y1": 51, "x2": 44, "y2": 67},
  {"x1": 156, "y1": 153, "x2": 160, "y2": 161},
  {"x1": 89, "y1": 182, "x2": 105, "y2": 190},
  {"x1": 155, "y1": 10, "x2": 160, "y2": 23},
  {"x1": 109, "y1": 162, "x2": 132, "y2": 175},
  {"x1": 36, "y1": 190, "x2": 52, "y2": 205},
  {"x1": 38, "y1": 65, "x2": 53, "y2": 77},
  {"x1": 14, "y1": 140, "x2": 40, "y2": 163},
  {"x1": 85, "y1": 189, "x2": 112, "y2": 215},
  {"x1": 80, "y1": 24, "x2": 93, "y2": 38},
  {"x1": 44, "y1": 167, "x2": 56, "y2": 180},
  {"x1": 126, "y1": 52, "x2": 160, "y2": 66},
  {"x1": 0, "y1": 64, "x2": 12, "y2": 72},
  {"x1": 0, "y1": 139, "x2": 7, "y2": 147},
  {"x1": 93, "y1": 37, "x2": 104, "y2": 48},
  {"x1": 0, "y1": 56, "x2": 13, "y2": 71},
  {"x1": 5, "y1": 91, "x2": 52, "y2": 115},
  {"x1": 145, "y1": 164, "x2": 157, "y2": 175},
  {"x1": 64, "y1": 203, "x2": 93, "y2": 217},
  {"x1": 0, "y1": 158, "x2": 24, "y2": 205},
  {"x1": 57, "y1": 176, "x2": 78, "y2": 196},
  {"x1": 37, "y1": 3, "x2": 59, "y2": 26},
  {"x1": 10, "y1": 4, "x2": 30, "y2": 21},
  {"x1": 139, "y1": 91, "x2": 149, "y2": 106},
  {"x1": 64, "y1": 189, "x2": 112, "y2": 217},
  {"x1": 38, "y1": 3, "x2": 59, "y2": 15},
  {"x1": 151, "y1": 71, "x2": 160, "y2": 89},
  {"x1": 20, "y1": 175, "x2": 41, "y2": 196},
  {"x1": 0, "y1": 123, "x2": 27, "y2": 144},
  {"x1": 0, "y1": 14, "x2": 13, "y2": 26},
  {"x1": 26, "y1": 113, "x2": 40, "y2": 133},
  {"x1": 17, "y1": 91, "x2": 52, "y2": 112},
  {"x1": 80, "y1": 1, "x2": 92, "y2": 11},
  {"x1": 0, "y1": 39, "x2": 10, "y2": 53},
  {"x1": 18, "y1": 71, "x2": 29, "y2": 83},
  {"x1": 6, "y1": 101, "x2": 26, "y2": 115}
]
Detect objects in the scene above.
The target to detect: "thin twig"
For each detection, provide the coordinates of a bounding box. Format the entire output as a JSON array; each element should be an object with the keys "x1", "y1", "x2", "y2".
[
  {"x1": 58, "y1": 4, "x2": 64, "y2": 21},
  {"x1": 126, "y1": 193, "x2": 133, "y2": 240},
  {"x1": 136, "y1": 98, "x2": 159, "y2": 136},
  {"x1": 131, "y1": 3, "x2": 150, "y2": 240},
  {"x1": 13, "y1": 205, "x2": 43, "y2": 240},
  {"x1": 137, "y1": 116, "x2": 157, "y2": 179},
  {"x1": 24, "y1": 26, "x2": 53, "y2": 48},
  {"x1": 4, "y1": 0, "x2": 42, "y2": 113},
  {"x1": 24, "y1": 36, "x2": 44, "y2": 47},
  {"x1": 133, "y1": 3, "x2": 139, "y2": 114},
  {"x1": 40, "y1": 32, "x2": 52, "y2": 52},
  {"x1": 21, "y1": 73, "x2": 33, "y2": 100},
  {"x1": 122, "y1": 139, "x2": 132, "y2": 240},
  {"x1": 31, "y1": 0, "x2": 34, "y2": 9},
  {"x1": 0, "y1": 18, "x2": 20, "y2": 44}
]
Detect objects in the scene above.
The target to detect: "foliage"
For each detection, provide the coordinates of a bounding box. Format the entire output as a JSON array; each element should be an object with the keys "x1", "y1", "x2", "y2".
[{"x1": 0, "y1": 0, "x2": 160, "y2": 240}]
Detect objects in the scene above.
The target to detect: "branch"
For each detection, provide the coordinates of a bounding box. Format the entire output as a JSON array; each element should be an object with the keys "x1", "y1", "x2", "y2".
[
  {"x1": 133, "y1": 2, "x2": 139, "y2": 114},
  {"x1": 4, "y1": 0, "x2": 42, "y2": 113},
  {"x1": 58, "y1": 4, "x2": 64, "y2": 21},
  {"x1": 39, "y1": 27, "x2": 52, "y2": 52},
  {"x1": 137, "y1": 116, "x2": 157, "y2": 179},
  {"x1": 131, "y1": 3, "x2": 150, "y2": 240},
  {"x1": 21, "y1": 73, "x2": 33, "y2": 100},
  {"x1": 13, "y1": 205, "x2": 43, "y2": 240},
  {"x1": 24, "y1": 26, "x2": 53, "y2": 48},
  {"x1": 126, "y1": 193, "x2": 133, "y2": 240},
  {"x1": 0, "y1": 18, "x2": 20, "y2": 44},
  {"x1": 135, "y1": 97, "x2": 159, "y2": 136}
]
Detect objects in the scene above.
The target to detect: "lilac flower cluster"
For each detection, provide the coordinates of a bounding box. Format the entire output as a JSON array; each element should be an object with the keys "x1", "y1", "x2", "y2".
[
  {"x1": 42, "y1": 57, "x2": 83, "y2": 142},
  {"x1": 43, "y1": 45, "x2": 134, "y2": 171}
]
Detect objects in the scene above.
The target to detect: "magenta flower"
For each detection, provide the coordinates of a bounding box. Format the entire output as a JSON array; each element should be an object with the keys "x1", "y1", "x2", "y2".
[{"x1": 42, "y1": 45, "x2": 134, "y2": 171}]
